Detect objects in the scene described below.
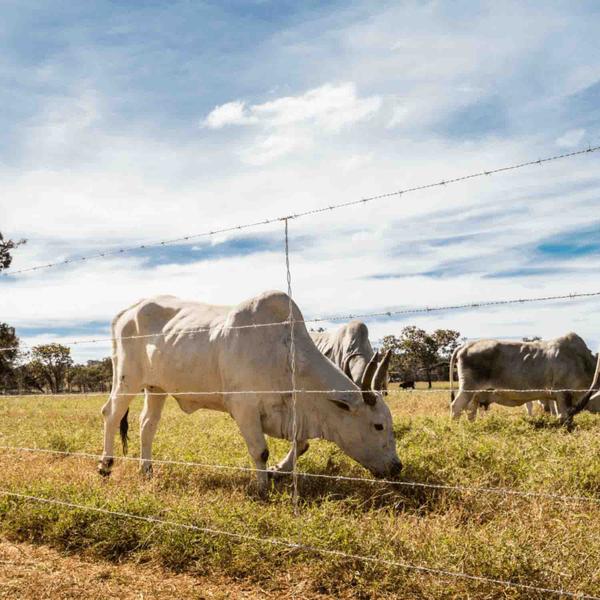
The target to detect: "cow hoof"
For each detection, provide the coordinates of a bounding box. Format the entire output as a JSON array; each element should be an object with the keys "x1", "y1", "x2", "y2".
[
  {"x1": 257, "y1": 487, "x2": 270, "y2": 501},
  {"x1": 97, "y1": 458, "x2": 113, "y2": 477},
  {"x1": 140, "y1": 464, "x2": 153, "y2": 479}
]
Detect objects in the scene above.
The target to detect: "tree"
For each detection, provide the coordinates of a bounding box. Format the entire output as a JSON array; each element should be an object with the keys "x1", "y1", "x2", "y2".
[
  {"x1": 382, "y1": 327, "x2": 462, "y2": 388},
  {"x1": 380, "y1": 335, "x2": 402, "y2": 372},
  {"x1": 0, "y1": 324, "x2": 20, "y2": 392},
  {"x1": 26, "y1": 344, "x2": 73, "y2": 393},
  {"x1": 67, "y1": 358, "x2": 112, "y2": 392},
  {"x1": 433, "y1": 329, "x2": 462, "y2": 362},
  {"x1": 0, "y1": 232, "x2": 26, "y2": 271},
  {"x1": 397, "y1": 327, "x2": 440, "y2": 388}
]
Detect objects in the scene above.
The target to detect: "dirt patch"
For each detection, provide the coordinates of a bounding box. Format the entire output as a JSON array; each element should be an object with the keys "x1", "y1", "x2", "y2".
[{"x1": 0, "y1": 538, "x2": 332, "y2": 600}]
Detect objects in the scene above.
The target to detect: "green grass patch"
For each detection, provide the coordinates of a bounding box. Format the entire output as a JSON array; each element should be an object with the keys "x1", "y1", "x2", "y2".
[{"x1": 0, "y1": 391, "x2": 599, "y2": 598}]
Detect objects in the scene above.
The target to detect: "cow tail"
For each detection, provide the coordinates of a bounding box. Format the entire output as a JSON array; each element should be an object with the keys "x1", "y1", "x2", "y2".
[
  {"x1": 568, "y1": 354, "x2": 600, "y2": 422},
  {"x1": 120, "y1": 409, "x2": 129, "y2": 455},
  {"x1": 449, "y1": 346, "x2": 460, "y2": 403}
]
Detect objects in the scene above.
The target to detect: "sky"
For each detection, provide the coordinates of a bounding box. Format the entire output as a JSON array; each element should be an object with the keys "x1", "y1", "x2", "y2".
[{"x1": 0, "y1": 0, "x2": 599, "y2": 362}]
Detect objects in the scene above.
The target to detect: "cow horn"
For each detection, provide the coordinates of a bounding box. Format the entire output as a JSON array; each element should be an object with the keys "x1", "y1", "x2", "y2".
[
  {"x1": 343, "y1": 356, "x2": 353, "y2": 380},
  {"x1": 373, "y1": 350, "x2": 392, "y2": 391},
  {"x1": 361, "y1": 351, "x2": 379, "y2": 406}
]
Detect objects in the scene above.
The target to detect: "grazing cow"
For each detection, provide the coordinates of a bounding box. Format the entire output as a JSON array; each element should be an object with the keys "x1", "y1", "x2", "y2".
[
  {"x1": 399, "y1": 380, "x2": 415, "y2": 390},
  {"x1": 310, "y1": 321, "x2": 388, "y2": 389},
  {"x1": 98, "y1": 292, "x2": 402, "y2": 492},
  {"x1": 449, "y1": 333, "x2": 596, "y2": 422},
  {"x1": 269, "y1": 321, "x2": 392, "y2": 475}
]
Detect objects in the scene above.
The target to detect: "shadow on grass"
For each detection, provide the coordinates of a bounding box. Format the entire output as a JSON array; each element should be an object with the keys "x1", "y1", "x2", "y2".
[{"x1": 525, "y1": 416, "x2": 566, "y2": 431}]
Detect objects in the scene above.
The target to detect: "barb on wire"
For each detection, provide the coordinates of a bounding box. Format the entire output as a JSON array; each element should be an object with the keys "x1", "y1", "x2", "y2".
[
  {"x1": 1, "y1": 445, "x2": 599, "y2": 505},
  {"x1": 1, "y1": 288, "x2": 599, "y2": 354},
  {"x1": 0, "y1": 489, "x2": 597, "y2": 599},
  {"x1": 3, "y1": 145, "x2": 598, "y2": 278}
]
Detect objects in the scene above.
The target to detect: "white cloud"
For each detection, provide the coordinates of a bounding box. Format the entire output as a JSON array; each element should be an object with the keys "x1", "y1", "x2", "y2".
[
  {"x1": 240, "y1": 131, "x2": 311, "y2": 166},
  {"x1": 250, "y1": 83, "x2": 381, "y2": 132},
  {"x1": 202, "y1": 101, "x2": 257, "y2": 129},
  {"x1": 204, "y1": 83, "x2": 381, "y2": 132},
  {"x1": 202, "y1": 83, "x2": 382, "y2": 164},
  {"x1": 556, "y1": 128, "x2": 586, "y2": 148}
]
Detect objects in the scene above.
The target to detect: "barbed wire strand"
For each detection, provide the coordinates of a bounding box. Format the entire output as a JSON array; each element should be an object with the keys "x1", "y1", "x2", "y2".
[
  {"x1": 0, "y1": 388, "x2": 594, "y2": 400},
  {"x1": 1, "y1": 444, "x2": 599, "y2": 505},
  {"x1": 1, "y1": 288, "x2": 599, "y2": 354},
  {"x1": 2, "y1": 145, "x2": 598, "y2": 278},
  {"x1": 0, "y1": 489, "x2": 597, "y2": 598}
]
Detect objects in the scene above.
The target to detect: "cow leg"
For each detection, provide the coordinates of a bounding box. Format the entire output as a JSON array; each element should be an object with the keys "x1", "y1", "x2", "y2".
[
  {"x1": 269, "y1": 440, "x2": 310, "y2": 478},
  {"x1": 98, "y1": 383, "x2": 138, "y2": 476},
  {"x1": 139, "y1": 388, "x2": 167, "y2": 478},
  {"x1": 556, "y1": 392, "x2": 574, "y2": 424},
  {"x1": 467, "y1": 398, "x2": 479, "y2": 421},
  {"x1": 450, "y1": 390, "x2": 474, "y2": 419},
  {"x1": 525, "y1": 402, "x2": 534, "y2": 416},
  {"x1": 230, "y1": 407, "x2": 270, "y2": 495}
]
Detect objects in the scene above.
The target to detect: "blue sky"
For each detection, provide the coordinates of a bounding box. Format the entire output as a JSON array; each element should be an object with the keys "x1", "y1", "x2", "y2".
[{"x1": 0, "y1": 0, "x2": 599, "y2": 361}]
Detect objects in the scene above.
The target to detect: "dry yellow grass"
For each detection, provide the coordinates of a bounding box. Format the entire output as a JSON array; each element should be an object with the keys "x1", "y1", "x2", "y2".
[
  {"x1": 0, "y1": 387, "x2": 599, "y2": 598},
  {"x1": 0, "y1": 537, "x2": 341, "y2": 599}
]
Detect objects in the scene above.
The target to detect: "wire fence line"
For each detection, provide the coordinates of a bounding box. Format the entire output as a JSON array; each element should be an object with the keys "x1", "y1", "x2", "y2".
[
  {"x1": 0, "y1": 388, "x2": 594, "y2": 399},
  {"x1": 2, "y1": 444, "x2": 599, "y2": 505},
  {"x1": 0, "y1": 489, "x2": 597, "y2": 599},
  {"x1": 1, "y1": 288, "x2": 600, "y2": 354},
  {"x1": 2, "y1": 145, "x2": 598, "y2": 278}
]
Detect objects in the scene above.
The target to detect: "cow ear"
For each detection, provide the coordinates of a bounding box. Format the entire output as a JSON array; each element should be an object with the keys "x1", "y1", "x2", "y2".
[{"x1": 329, "y1": 396, "x2": 361, "y2": 413}]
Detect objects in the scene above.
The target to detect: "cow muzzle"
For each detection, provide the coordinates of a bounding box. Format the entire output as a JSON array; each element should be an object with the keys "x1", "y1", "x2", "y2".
[
  {"x1": 388, "y1": 459, "x2": 403, "y2": 479},
  {"x1": 371, "y1": 459, "x2": 402, "y2": 480}
]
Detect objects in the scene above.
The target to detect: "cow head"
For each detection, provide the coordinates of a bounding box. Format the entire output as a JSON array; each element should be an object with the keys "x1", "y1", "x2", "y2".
[
  {"x1": 231, "y1": 291, "x2": 402, "y2": 479},
  {"x1": 300, "y1": 347, "x2": 401, "y2": 479}
]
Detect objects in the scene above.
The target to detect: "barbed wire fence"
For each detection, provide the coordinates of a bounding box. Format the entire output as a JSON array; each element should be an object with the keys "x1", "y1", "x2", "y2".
[
  {"x1": 1, "y1": 144, "x2": 600, "y2": 596},
  {"x1": 2, "y1": 490, "x2": 598, "y2": 599}
]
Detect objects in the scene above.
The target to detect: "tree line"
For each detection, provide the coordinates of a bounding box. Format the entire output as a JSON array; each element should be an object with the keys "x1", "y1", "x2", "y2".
[
  {"x1": 0, "y1": 234, "x2": 113, "y2": 394},
  {"x1": 0, "y1": 331, "x2": 112, "y2": 394}
]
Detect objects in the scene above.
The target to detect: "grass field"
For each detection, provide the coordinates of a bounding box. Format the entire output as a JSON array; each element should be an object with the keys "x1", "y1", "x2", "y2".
[{"x1": 0, "y1": 385, "x2": 599, "y2": 599}]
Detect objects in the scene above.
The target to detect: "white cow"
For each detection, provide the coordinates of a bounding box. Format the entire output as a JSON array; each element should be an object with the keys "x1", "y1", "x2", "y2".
[
  {"x1": 98, "y1": 292, "x2": 402, "y2": 492},
  {"x1": 310, "y1": 321, "x2": 387, "y2": 388},
  {"x1": 449, "y1": 333, "x2": 596, "y2": 422}
]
